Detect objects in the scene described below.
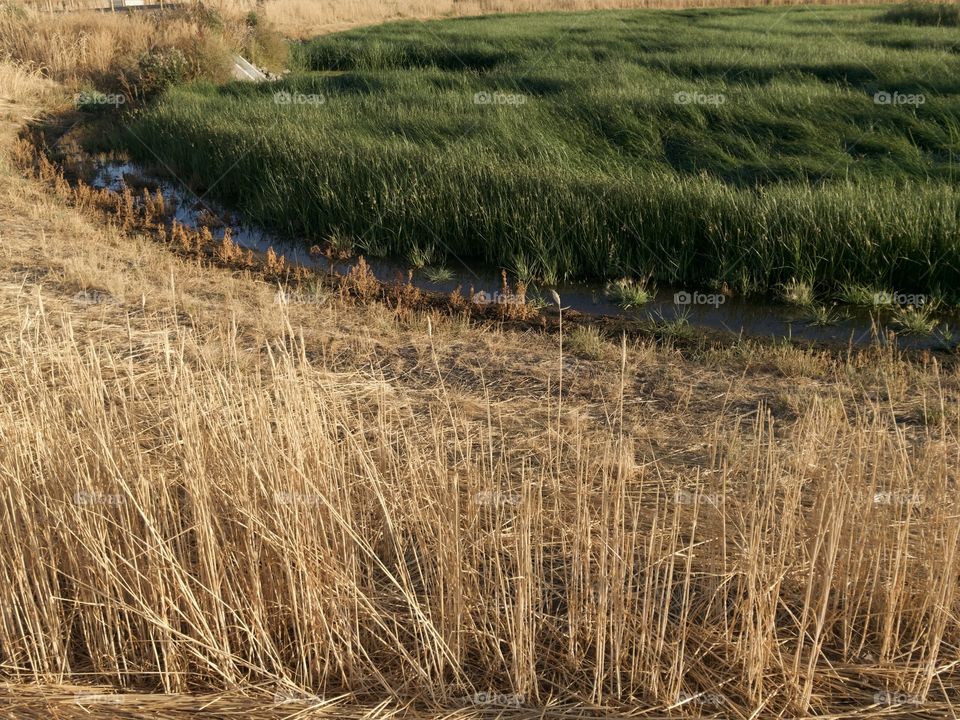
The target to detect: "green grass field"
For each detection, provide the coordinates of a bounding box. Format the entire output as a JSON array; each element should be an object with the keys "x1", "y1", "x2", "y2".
[{"x1": 121, "y1": 4, "x2": 960, "y2": 298}]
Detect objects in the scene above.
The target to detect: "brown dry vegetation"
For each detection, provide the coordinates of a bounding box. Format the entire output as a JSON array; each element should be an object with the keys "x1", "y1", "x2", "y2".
[
  {"x1": 234, "y1": 0, "x2": 908, "y2": 37},
  {"x1": 22, "y1": 0, "x2": 911, "y2": 38},
  {"x1": 2, "y1": 60, "x2": 960, "y2": 718},
  {"x1": 0, "y1": 1, "x2": 289, "y2": 92},
  {"x1": 1, "y1": 5, "x2": 210, "y2": 81}
]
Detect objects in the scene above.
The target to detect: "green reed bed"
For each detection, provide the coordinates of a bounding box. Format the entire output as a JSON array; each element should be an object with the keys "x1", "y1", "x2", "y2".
[{"x1": 121, "y1": 5, "x2": 960, "y2": 297}]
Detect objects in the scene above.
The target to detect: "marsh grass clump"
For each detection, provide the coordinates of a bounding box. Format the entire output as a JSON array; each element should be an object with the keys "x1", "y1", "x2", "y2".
[
  {"x1": 839, "y1": 284, "x2": 892, "y2": 307},
  {"x1": 647, "y1": 308, "x2": 695, "y2": 340},
  {"x1": 566, "y1": 324, "x2": 605, "y2": 359},
  {"x1": 324, "y1": 230, "x2": 354, "y2": 261},
  {"x1": 933, "y1": 324, "x2": 958, "y2": 351},
  {"x1": 606, "y1": 278, "x2": 653, "y2": 309},
  {"x1": 805, "y1": 304, "x2": 849, "y2": 327},
  {"x1": 892, "y1": 304, "x2": 939, "y2": 335},
  {"x1": 408, "y1": 245, "x2": 436, "y2": 269},
  {"x1": 423, "y1": 265, "x2": 453, "y2": 283},
  {"x1": 779, "y1": 279, "x2": 815, "y2": 307},
  {"x1": 880, "y1": 2, "x2": 960, "y2": 27},
  {"x1": 506, "y1": 253, "x2": 561, "y2": 287},
  {"x1": 526, "y1": 294, "x2": 548, "y2": 311}
]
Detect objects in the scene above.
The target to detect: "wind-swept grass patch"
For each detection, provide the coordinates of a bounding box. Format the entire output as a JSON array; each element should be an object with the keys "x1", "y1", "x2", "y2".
[{"x1": 118, "y1": 6, "x2": 960, "y2": 298}]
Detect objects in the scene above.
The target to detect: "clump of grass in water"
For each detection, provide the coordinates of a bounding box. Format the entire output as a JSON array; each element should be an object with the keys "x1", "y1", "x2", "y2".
[
  {"x1": 934, "y1": 324, "x2": 958, "y2": 351},
  {"x1": 357, "y1": 235, "x2": 389, "y2": 258},
  {"x1": 408, "y1": 246, "x2": 435, "y2": 270},
  {"x1": 324, "y1": 230, "x2": 354, "y2": 261},
  {"x1": 779, "y1": 278, "x2": 815, "y2": 307},
  {"x1": 423, "y1": 265, "x2": 453, "y2": 283},
  {"x1": 892, "y1": 304, "x2": 939, "y2": 335},
  {"x1": 805, "y1": 304, "x2": 848, "y2": 327},
  {"x1": 510, "y1": 254, "x2": 559, "y2": 286},
  {"x1": 606, "y1": 278, "x2": 653, "y2": 309},
  {"x1": 511, "y1": 255, "x2": 534, "y2": 285},
  {"x1": 839, "y1": 284, "x2": 894, "y2": 307}
]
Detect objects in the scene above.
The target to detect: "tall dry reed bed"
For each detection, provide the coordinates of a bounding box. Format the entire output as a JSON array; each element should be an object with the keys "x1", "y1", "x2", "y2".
[
  {"x1": 0, "y1": 0, "x2": 286, "y2": 95},
  {"x1": 20, "y1": 0, "x2": 913, "y2": 40},
  {"x1": 0, "y1": 290, "x2": 958, "y2": 715}
]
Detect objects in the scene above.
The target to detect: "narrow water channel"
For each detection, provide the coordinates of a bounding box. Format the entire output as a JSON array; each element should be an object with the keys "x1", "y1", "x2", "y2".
[{"x1": 93, "y1": 161, "x2": 956, "y2": 352}]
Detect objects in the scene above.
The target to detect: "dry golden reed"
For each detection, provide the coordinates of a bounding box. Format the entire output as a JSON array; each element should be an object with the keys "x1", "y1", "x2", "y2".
[
  {"x1": 6, "y1": 146, "x2": 960, "y2": 715},
  {"x1": 0, "y1": 280, "x2": 958, "y2": 715},
  {"x1": 19, "y1": 0, "x2": 909, "y2": 39},
  {"x1": 0, "y1": 2, "x2": 243, "y2": 87}
]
